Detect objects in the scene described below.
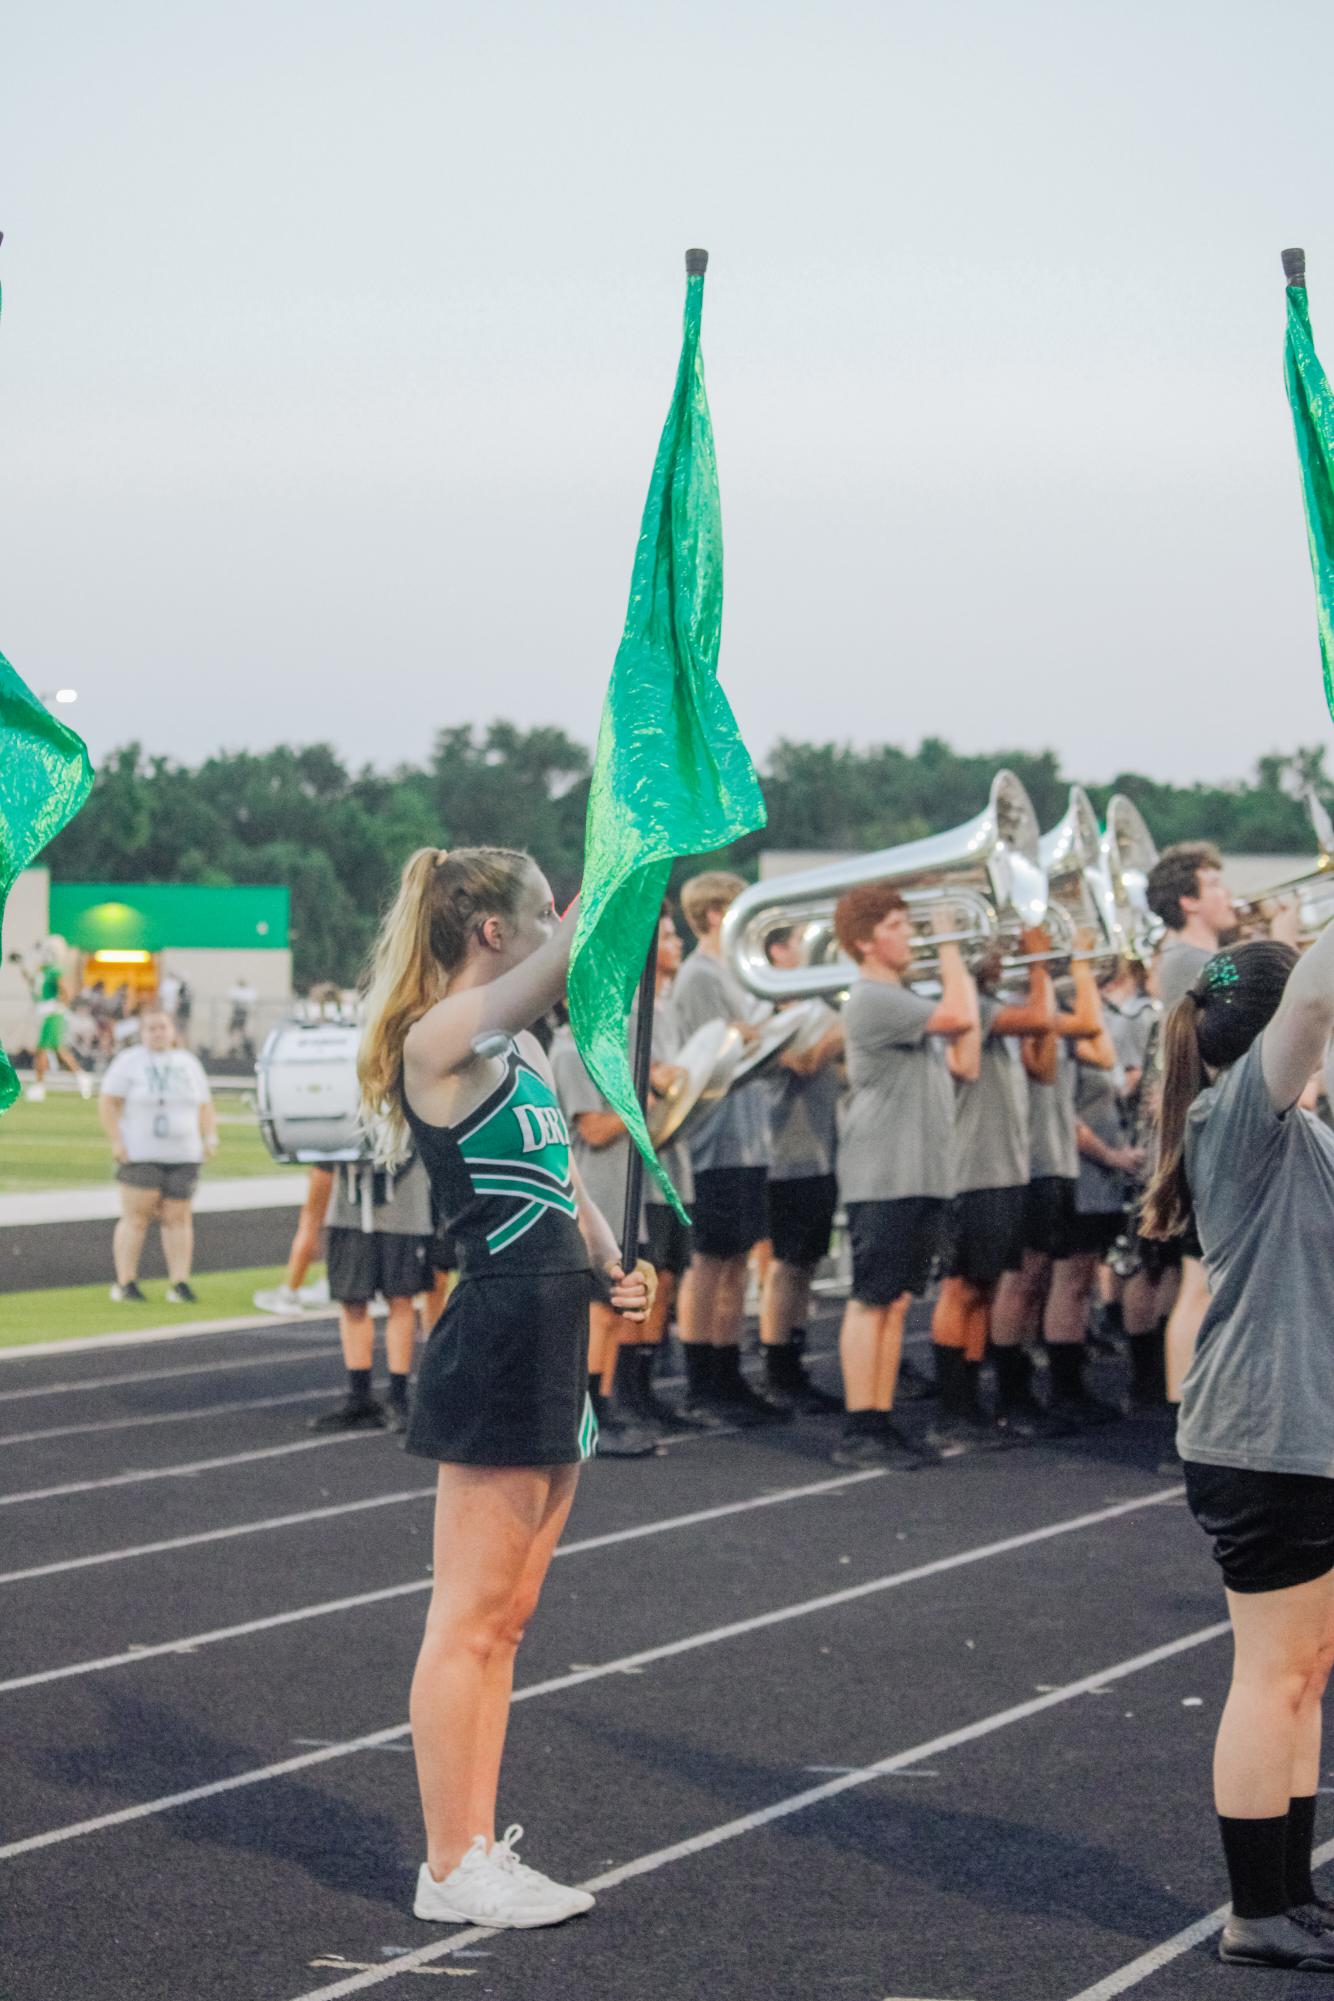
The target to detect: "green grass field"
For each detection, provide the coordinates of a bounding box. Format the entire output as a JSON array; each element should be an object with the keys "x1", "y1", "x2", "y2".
[
  {"x1": 0, "y1": 1264, "x2": 321, "y2": 1347},
  {"x1": 0, "y1": 1090, "x2": 301, "y2": 1194}
]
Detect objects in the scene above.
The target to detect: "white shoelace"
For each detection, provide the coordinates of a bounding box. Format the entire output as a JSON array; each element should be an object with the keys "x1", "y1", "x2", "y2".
[{"x1": 489, "y1": 1823, "x2": 562, "y2": 1895}]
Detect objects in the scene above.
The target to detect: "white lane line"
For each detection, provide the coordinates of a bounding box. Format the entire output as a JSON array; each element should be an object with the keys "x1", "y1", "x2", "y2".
[
  {"x1": 0, "y1": 1344, "x2": 339, "y2": 1406},
  {"x1": 0, "y1": 1485, "x2": 1182, "y2": 1861},
  {"x1": 0, "y1": 1471, "x2": 886, "y2": 1688},
  {"x1": 0, "y1": 1487, "x2": 437, "y2": 1588},
  {"x1": 0, "y1": 1314, "x2": 329, "y2": 1363},
  {"x1": 0, "y1": 1433, "x2": 372, "y2": 1509},
  {"x1": 1063, "y1": 1834, "x2": 1334, "y2": 2000},
  {"x1": 0, "y1": 1384, "x2": 344, "y2": 1447},
  {"x1": 281, "y1": 1616, "x2": 1232, "y2": 1999}
]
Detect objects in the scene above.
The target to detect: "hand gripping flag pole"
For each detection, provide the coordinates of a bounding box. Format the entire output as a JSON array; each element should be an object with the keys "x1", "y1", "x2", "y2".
[
  {"x1": 0, "y1": 240, "x2": 95, "y2": 1115},
  {"x1": 1281, "y1": 246, "x2": 1334, "y2": 727},
  {"x1": 567, "y1": 247, "x2": 767, "y2": 1266}
]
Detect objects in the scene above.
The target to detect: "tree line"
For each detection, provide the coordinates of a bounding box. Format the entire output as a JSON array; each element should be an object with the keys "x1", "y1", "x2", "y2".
[{"x1": 44, "y1": 728, "x2": 1334, "y2": 987}]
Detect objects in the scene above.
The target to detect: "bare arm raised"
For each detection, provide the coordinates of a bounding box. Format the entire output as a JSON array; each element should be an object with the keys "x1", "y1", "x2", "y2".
[
  {"x1": 405, "y1": 900, "x2": 579, "y2": 1088},
  {"x1": 1262, "y1": 922, "x2": 1334, "y2": 1112}
]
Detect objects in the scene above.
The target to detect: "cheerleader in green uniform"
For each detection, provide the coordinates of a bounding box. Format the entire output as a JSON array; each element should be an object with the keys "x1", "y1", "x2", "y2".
[{"x1": 25, "y1": 952, "x2": 91, "y2": 1100}]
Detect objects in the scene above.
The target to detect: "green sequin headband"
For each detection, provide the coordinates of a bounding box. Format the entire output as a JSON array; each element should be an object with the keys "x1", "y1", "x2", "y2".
[{"x1": 1192, "y1": 955, "x2": 1240, "y2": 1005}]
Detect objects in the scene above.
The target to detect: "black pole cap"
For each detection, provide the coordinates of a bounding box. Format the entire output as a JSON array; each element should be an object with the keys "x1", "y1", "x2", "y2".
[
  {"x1": 1283, "y1": 247, "x2": 1307, "y2": 286},
  {"x1": 685, "y1": 248, "x2": 709, "y2": 276}
]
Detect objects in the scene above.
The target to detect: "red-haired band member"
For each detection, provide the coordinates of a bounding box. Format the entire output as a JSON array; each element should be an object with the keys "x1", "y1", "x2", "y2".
[
  {"x1": 925, "y1": 929, "x2": 1054, "y2": 1452},
  {"x1": 828, "y1": 884, "x2": 979, "y2": 1471},
  {"x1": 989, "y1": 926, "x2": 1116, "y2": 1434},
  {"x1": 671, "y1": 871, "x2": 792, "y2": 1427},
  {"x1": 1140, "y1": 930, "x2": 1334, "y2": 1970},
  {"x1": 359, "y1": 845, "x2": 651, "y2": 1931}
]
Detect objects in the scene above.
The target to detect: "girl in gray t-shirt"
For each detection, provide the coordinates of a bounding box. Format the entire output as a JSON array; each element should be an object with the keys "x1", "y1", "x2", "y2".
[{"x1": 1141, "y1": 929, "x2": 1334, "y2": 1970}]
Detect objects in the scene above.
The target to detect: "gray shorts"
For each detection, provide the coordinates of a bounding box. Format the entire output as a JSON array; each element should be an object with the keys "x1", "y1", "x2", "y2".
[{"x1": 116, "y1": 1162, "x2": 200, "y2": 1200}]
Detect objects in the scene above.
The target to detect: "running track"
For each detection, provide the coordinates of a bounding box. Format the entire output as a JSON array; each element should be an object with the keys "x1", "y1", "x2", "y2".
[{"x1": 0, "y1": 1309, "x2": 1324, "y2": 2001}]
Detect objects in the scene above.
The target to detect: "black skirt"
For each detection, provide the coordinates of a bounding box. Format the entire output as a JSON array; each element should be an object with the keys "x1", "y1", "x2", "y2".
[{"x1": 405, "y1": 1269, "x2": 595, "y2": 1468}]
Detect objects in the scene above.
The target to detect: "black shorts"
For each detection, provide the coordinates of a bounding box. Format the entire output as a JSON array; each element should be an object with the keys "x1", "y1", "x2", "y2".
[
  {"x1": 326, "y1": 1226, "x2": 431, "y2": 1304},
  {"x1": 1063, "y1": 1210, "x2": 1123, "y2": 1259},
  {"x1": 644, "y1": 1202, "x2": 693, "y2": 1277},
  {"x1": 406, "y1": 1269, "x2": 595, "y2": 1467},
  {"x1": 692, "y1": 1167, "x2": 768, "y2": 1260},
  {"x1": 116, "y1": 1161, "x2": 200, "y2": 1200},
  {"x1": 1184, "y1": 1461, "x2": 1334, "y2": 1594},
  {"x1": 1012, "y1": 1176, "x2": 1078, "y2": 1262},
  {"x1": 941, "y1": 1186, "x2": 1026, "y2": 1289},
  {"x1": 1133, "y1": 1230, "x2": 1183, "y2": 1283},
  {"x1": 845, "y1": 1197, "x2": 944, "y2": 1306},
  {"x1": 767, "y1": 1174, "x2": 838, "y2": 1268}
]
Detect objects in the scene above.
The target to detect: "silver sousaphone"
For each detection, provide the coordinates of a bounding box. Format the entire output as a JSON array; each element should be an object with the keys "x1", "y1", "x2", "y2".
[
  {"x1": 720, "y1": 769, "x2": 1050, "y2": 1004},
  {"x1": 1036, "y1": 785, "x2": 1121, "y2": 976},
  {"x1": 1101, "y1": 794, "x2": 1162, "y2": 962}
]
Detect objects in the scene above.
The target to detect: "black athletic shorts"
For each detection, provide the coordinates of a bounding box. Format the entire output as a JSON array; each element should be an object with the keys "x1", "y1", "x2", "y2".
[
  {"x1": 1184, "y1": 1461, "x2": 1334, "y2": 1594},
  {"x1": 845, "y1": 1197, "x2": 944, "y2": 1306},
  {"x1": 1011, "y1": 1175, "x2": 1078, "y2": 1263},
  {"x1": 941, "y1": 1186, "x2": 1026, "y2": 1289},
  {"x1": 326, "y1": 1226, "x2": 431, "y2": 1304},
  {"x1": 767, "y1": 1174, "x2": 838, "y2": 1268},
  {"x1": 692, "y1": 1166, "x2": 768, "y2": 1260},
  {"x1": 1064, "y1": 1210, "x2": 1123, "y2": 1259},
  {"x1": 645, "y1": 1201, "x2": 693, "y2": 1277},
  {"x1": 116, "y1": 1161, "x2": 199, "y2": 1200},
  {"x1": 406, "y1": 1269, "x2": 595, "y2": 1467}
]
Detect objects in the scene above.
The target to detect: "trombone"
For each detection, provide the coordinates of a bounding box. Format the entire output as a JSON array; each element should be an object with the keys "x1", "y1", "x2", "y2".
[{"x1": 1232, "y1": 791, "x2": 1334, "y2": 942}]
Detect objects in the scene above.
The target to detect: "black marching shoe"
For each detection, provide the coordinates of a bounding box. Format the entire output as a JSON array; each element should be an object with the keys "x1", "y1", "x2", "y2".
[
  {"x1": 164, "y1": 1281, "x2": 198, "y2": 1305},
  {"x1": 1218, "y1": 1908, "x2": 1334, "y2": 1969},
  {"x1": 621, "y1": 1347, "x2": 704, "y2": 1433},
  {"x1": 1049, "y1": 1387, "x2": 1123, "y2": 1431},
  {"x1": 590, "y1": 1388, "x2": 659, "y2": 1458},
  {"x1": 309, "y1": 1396, "x2": 387, "y2": 1432},
  {"x1": 713, "y1": 1348, "x2": 793, "y2": 1426},
  {"x1": 831, "y1": 1415, "x2": 926, "y2": 1471},
  {"x1": 763, "y1": 1340, "x2": 843, "y2": 1414},
  {"x1": 676, "y1": 1348, "x2": 729, "y2": 1429}
]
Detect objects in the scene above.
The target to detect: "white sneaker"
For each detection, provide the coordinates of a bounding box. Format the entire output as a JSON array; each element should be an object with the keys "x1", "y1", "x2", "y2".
[
  {"x1": 252, "y1": 1285, "x2": 303, "y2": 1316},
  {"x1": 489, "y1": 1824, "x2": 595, "y2": 1917},
  {"x1": 413, "y1": 1834, "x2": 587, "y2": 1928},
  {"x1": 297, "y1": 1276, "x2": 330, "y2": 1307},
  {"x1": 77, "y1": 1073, "x2": 93, "y2": 1099},
  {"x1": 25, "y1": 1084, "x2": 46, "y2": 1102}
]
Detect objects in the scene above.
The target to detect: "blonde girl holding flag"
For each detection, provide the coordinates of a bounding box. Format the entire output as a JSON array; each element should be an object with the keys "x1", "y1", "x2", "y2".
[{"x1": 359, "y1": 846, "x2": 650, "y2": 1933}]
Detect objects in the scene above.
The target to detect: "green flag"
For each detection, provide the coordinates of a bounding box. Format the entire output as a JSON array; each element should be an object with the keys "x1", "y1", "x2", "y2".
[
  {"x1": 1283, "y1": 247, "x2": 1334, "y2": 724},
  {"x1": 0, "y1": 652, "x2": 93, "y2": 1111},
  {"x1": 567, "y1": 250, "x2": 766, "y2": 1220}
]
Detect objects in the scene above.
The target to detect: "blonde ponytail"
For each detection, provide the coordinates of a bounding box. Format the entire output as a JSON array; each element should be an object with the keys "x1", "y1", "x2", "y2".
[{"x1": 357, "y1": 845, "x2": 534, "y2": 1166}]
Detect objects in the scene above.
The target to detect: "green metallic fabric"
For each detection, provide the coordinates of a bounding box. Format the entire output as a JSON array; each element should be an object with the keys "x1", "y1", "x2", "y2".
[
  {"x1": 567, "y1": 262, "x2": 766, "y2": 1220},
  {"x1": 1284, "y1": 281, "x2": 1334, "y2": 723},
  {"x1": 0, "y1": 651, "x2": 93, "y2": 1111}
]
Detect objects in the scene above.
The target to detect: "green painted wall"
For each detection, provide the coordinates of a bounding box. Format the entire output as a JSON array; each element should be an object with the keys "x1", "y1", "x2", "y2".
[{"x1": 49, "y1": 883, "x2": 290, "y2": 951}]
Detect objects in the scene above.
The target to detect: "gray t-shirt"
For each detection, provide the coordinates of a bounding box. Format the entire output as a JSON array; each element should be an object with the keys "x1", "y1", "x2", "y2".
[
  {"x1": 327, "y1": 1154, "x2": 433, "y2": 1236},
  {"x1": 1102, "y1": 992, "x2": 1158, "y2": 1077},
  {"x1": 551, "y1": 1026, "x2": 635, "y2": 1241},
  {"x1": 837, "y1": 979, "x2": 954, "y2": 1202},
  {"x1": 648, "y1": 992, "x2": 694, "y2": 1209},
  {"x1": 767, "y1": 1052, "x2": 841, "y2": 1183},
  {"x1": 1178, "y1": 1039, "x2": 1334, "y2": 1476},
  {"x1": 1026, "y1": 1043, "x2": 1078, "y2": 1181},
  {"x1": 1157, "y1": 940, "x2": 1213, "y2": 1011},
  {"x1": 1075, "y1": 1059, "x2": 1127, "y2": 1216},
  {"x1": 671, "y1": 948, "x2": 771, "y2": 1173},
  {"x1": 953, "y1": 998, "x2": 1029, "y2": 1194}
]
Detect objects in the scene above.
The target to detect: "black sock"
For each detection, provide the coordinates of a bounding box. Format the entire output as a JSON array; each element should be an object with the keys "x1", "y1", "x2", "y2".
[
  {"x1": 789, "y1": 1325, "x2": 808, "y2": 1355},
  {"x1": 1099, "y1": 1299, "x2": 1124, "y2": 1338},
  {"x1": 587, "y1": 1373, "x2": 610, "y2": 1423},
  {"x1": 765, "y1": 1340, "x2": 799, "y2": 1387},
  {"x1": 960, "y1": 1359, "x2": 984, "y2": 1421},
  {"x1": 992, "y1": 1347, "x2": 1032, "y2": 1408},
  {"x1": 1126, "y1": 1330, "x2": 1162, "y2": 1399},
  {"x1": 1286, "y1": 1794, "x2": 1319, "y2": 1907},
  {"x1": 347, "y1": 1367, "x2": 373, "y2": 1404},
  {"x1": 684, "y1": 1344, "x2": 714, "y2": 1397},
  {"x1": 1047, "y1": 1344, "x2": 1085, "y2": 1400},
  {"x1": 845, "y1": 1407, "x2": 882, "y2": 1436},
  {"x1": 714, "y1": 1345, "x2": 744, "y2": 1394},
  {"x1": 933, "y1": 1345, "x2": 964, "y2": 1415},
  {"x1": 1218, "y1": 1813, "x2": 1291, "y2": 1919},
  {"x1": 388, "y1": 1371, "x2": 410, "y2": 1411}
]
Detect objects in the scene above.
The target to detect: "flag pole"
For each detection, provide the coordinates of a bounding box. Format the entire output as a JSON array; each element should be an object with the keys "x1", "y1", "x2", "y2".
[{"x1": 618, "y1": 932, "x2": 659, "y2": 1270}]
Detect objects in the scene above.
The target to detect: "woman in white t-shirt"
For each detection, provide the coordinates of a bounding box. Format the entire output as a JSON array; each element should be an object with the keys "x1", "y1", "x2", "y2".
[{"x1": 98, "y1": 1007, "x2": 217, "y2": 1305}]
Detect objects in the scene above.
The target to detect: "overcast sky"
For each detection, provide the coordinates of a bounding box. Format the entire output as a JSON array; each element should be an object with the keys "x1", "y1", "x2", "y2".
[{"x1": 4, "y1": 1, "x2": 1334, "y2": 789}]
